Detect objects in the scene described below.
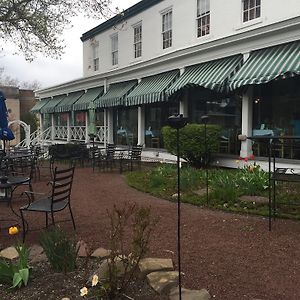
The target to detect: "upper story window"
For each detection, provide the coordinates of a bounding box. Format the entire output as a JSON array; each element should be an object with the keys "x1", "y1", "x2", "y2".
[
  {"x1": 197, "y1": 0, "x2": 210, "y2": 37},
  {"x1": 133, "y1": 24, "x2": 142, "y2": 58},
  {"x1": 92, "y1": 42, "x2": 99, "y2": 71},
  {"x1": 111, "y1": 34, "x2": 118, "y2": 66},
  {"x1": 243, "y1": 0, "x2": 261, "y2": 22},
  {"x1": 162, "y1": 9, "x2": 172, "y2": 49}
]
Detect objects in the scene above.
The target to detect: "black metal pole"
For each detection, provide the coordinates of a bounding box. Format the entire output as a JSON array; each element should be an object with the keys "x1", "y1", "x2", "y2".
[
  {"x1": 176, "y1": 127, "x2": 182, "y2": 300},
  {"x1": 204, "y1": 121, "x2": 209, "y2": 205}
]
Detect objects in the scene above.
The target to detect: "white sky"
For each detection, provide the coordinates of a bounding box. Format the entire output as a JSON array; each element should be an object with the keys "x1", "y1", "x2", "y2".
[{"x1": 1, "y1": 0, "x2": 140, "y2": 89}]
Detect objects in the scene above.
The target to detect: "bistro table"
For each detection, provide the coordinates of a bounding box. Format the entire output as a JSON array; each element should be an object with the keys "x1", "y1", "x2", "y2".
[{"x1": 0, "y1": 175, "x2": 31, "y2": 233}]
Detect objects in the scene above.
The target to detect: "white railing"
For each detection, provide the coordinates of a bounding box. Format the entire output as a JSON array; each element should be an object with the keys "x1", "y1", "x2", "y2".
[
  {"x1": 54, "y1": 126, "x2": 68, "y2": 140},
  {"x1": 70, "y1": 126, "x2": 86, "y2": 142},
  {"x1": 95, "y1": 126, "x2": 108, "y2": 144},
  {"x1": 16, "y1": 127, "x2": 52, "y2": 147},
  {"x1": 17, "y1": 125, "x2": 108, "y2": 146}
]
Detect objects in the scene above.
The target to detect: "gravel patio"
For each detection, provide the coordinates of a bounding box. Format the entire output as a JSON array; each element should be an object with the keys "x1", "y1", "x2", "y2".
[{"x1": 1, "y1": 165, "x2": 300, "y2": 300}]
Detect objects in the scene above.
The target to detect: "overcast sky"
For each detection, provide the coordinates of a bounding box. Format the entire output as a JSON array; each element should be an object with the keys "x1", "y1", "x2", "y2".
[{"x1": 1, "y1": 0, "x2": 140, "y2": 89}]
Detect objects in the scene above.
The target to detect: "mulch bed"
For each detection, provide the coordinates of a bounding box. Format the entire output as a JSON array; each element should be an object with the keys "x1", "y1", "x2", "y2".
[{"x1": 1, "y1": 164, "x2": 300, "y2": 300}]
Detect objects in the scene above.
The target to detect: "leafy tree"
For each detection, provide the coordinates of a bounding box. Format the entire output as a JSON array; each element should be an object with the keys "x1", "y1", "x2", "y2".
[{"x1": 0, "y1": 0, "x2": 113, "y2": 61}]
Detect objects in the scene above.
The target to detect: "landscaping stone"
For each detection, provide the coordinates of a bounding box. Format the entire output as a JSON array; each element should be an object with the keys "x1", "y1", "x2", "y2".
[
  {"x1": 90, "y1": 258, "x2": 126, "y2": 281},
  {"x1": 61, "y1": 298, "x2": 71, "y2": 300},
  {"x1": 147, "y1": 271, "x2": 179, "y2": 294},
  {"x1": 239, "y1": 195, "x2": 269, "y2": 204},
  {"x1": 139, "y1": 258, "x2": 174, "y2": 277},
  {"x1": 169, "y1": 287, "x2": 211, "y2": 300},
  {"x1": 30, "y1": 253, "x2": 48, "y2": 264},
  {"x1": 91, "y1": 247, "x2": 111, "y2": 259},
  {"x1": 29, "y1": 244, "x2": 44, "y2": 260},
  {"x1": 0, "y1": 246, "x2": 19, "y2": 260},
  {"x1": 194, "y1": 188, "x2": 211, "y2": 196},
  {"x1": 77, "y1": 240, "x2": 90, "y2": 257}
]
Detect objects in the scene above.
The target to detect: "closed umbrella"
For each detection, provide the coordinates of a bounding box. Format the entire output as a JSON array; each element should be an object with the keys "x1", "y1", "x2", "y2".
[{"x1": 0, "y1": 91, "x2": 15, "y2": 152}]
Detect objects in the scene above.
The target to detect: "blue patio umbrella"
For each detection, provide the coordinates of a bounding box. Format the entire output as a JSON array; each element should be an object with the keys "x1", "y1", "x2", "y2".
[{"x1": 0, "y1": 91, "x2": 15, "y2": 151}]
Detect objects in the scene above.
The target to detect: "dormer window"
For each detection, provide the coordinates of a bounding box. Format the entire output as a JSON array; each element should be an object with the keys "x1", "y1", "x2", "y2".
[{"x1": 243, "y1": 0, "x2": 261, "y2": 22}]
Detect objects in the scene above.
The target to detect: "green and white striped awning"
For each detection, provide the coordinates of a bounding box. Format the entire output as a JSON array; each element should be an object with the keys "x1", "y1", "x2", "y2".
[
  {"x1": 95, "y1": 81, "x2": 137, "y2": 108},
  {"x1": 30, "y1": 98, "x2": 50, "y2": 113},
  {"x1": 40, "y1": 94, "x2": 66, "y2": 114},
  {"x1": 126, "y1": 70, "x2": 179, "y2": 106},
  {"x1": 228, "y1": 41, "x2": 300, "y2": 91},
  {"x1": 166, "y1": 55, "x2": 243, "y2": 96},
  {"x1": 54, "y1": 91, "x2": 84, "y2": 113},
  {"x1": 73, "y1": 87, "x2": 104, "y2": 111}
]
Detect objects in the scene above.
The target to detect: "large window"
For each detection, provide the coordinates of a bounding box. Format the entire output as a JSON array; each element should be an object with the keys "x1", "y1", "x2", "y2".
[
  {"x1": 197, "y1": 0, "x2": 210, "y2": 37},
  {"x1": 145, "y1": 102, "x2": 179, "y2": 148},
  {"x1": 162, "y1": 9, "x2": 172, "y2": 49},
  {"x1": 111, "y1": 34, "x2": 118, "y2": 66},
  {"x1": 92, "y1": 42, "x2": 99, "y2": 71},
  {"x1": 133, "y1": 24, "x2": 142, "y2": 58},
  {"x1": 114, "y1": 107, "x2": 138, "y2": 146},
  {"x1": 243, "y1": 0, "x2": 261, "y2": 22}
]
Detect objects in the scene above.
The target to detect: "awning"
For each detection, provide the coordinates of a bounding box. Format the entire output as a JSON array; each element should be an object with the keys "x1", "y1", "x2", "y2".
[
  {"x1": 126, "y1": 70, "x2": 179, "y2": 106},
  {"x1": 54, "y1": 91, "x2": 84, "y2": 113},
  {"x1": 166, "y1": 55, "x2": 243, "y2": 96},
  {"x1": 73, "y1": 87, "x2": 104, "y2": 111},
  {"x1": 228, "y1": 41, "x2": 300, "y2": 91},
  {"x1": 40, "y1": 95, "x2": 66, "y2": 114},
  {"x1": 95, "y1": 80, "x2": 137, "y2": 108},
  {"x1": 30, "y1": 98, "x2": 50, "y2": 113}
]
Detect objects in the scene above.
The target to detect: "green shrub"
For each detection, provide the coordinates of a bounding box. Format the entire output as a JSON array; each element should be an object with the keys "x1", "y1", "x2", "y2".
[
  {"x1": 162, "y1": 123, "x2": 221, "y2": 167},
  {"x1": 39, "y1": 227, "x2": 78, "y2": 273},
  {"x1": 0, "y1": 244, "x2": 31, "y2": 289}
]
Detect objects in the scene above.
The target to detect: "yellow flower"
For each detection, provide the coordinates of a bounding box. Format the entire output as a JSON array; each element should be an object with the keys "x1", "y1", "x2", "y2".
[
  {"x1": 91, "y1": 274, "x2": 99, "y2": 287},
  {"x1": 80, "y1": 287, "x2": 88, "y2": 297},
  {"x1": 8, "y1": 226, "x2": 19, "y2": 235}
]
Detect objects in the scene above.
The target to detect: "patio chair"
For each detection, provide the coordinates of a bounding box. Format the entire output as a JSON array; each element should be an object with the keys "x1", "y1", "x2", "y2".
[
  {"x1": 19, "y1": 166, "x2": 76, "y2": 242},
  {"x1": 120, "y1": 145, "x2": 143, "y2": 173}
]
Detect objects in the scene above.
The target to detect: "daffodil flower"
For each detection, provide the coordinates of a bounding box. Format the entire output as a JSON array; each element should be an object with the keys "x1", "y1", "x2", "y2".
[
  {"x1": 91, "y1": 274, "x2": 99, "y2": 287},
  {"x1": 8, "y1": 226, "x2": 19, "y2": 235},
  {"x1": 80, "y1": 287, "x2": 88, "y2": 297}
]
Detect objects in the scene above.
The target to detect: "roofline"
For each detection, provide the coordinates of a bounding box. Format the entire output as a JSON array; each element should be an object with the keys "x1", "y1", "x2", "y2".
[{"x1": 80, "y1": 0, "x2": 163, "y2": 41}]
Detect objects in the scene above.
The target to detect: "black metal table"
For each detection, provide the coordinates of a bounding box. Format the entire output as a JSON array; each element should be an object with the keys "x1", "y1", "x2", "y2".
[{"x1": 247, "y1": 135, "x2": 300, "y2": 230}]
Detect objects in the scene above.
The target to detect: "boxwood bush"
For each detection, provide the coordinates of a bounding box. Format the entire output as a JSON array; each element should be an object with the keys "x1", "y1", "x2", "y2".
[{"x1": 161, "y1": 123, "x2": 221, "y2": 167}]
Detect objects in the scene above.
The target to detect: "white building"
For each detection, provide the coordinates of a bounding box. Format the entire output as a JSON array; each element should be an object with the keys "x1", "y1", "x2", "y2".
[{"x1": 33, "y1": 0, "x2": 300, "y2": 161}]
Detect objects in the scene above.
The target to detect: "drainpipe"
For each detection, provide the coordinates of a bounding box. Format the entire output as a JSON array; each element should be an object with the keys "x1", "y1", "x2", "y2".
[
  {"x1": 104, "y1": 109, "x2": 107, "y2": 146},
  {"x1": 85, "y1": 111, "x2": 89, "y2": 143},
  {"x1": 107, "y1": 108, "x2": 114, "y2": 144}
]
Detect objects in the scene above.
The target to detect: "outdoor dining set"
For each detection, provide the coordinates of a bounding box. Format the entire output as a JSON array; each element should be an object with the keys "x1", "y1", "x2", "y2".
[{"x1": 0, "y1": 141, "x2": 143, "y2": 241}]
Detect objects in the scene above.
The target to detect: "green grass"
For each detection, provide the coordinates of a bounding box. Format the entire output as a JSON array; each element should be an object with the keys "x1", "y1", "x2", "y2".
[{"x1": 124, "y1": 164, "x2": 300, "y2": 220}]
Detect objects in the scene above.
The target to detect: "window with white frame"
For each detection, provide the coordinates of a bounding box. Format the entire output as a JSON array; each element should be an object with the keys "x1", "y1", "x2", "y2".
[
  {"x1": 111, "y1": 34, "x2": 118, "y2": 66},
  {"x1": 197, "y1": 0, "x2": 210, "y2": 37},
  {"x1": 133, "y1": 24, "x2": 142, "y2": 58},
  {"x1": 162, "y1": 9, "x2": 172, "y2": 49},
  {"x1": 92, "y1": 42, "x2": 99, "y2": 71},
  {"x1": 243, "y1": 0, "x2": 261, "y2": 22}
]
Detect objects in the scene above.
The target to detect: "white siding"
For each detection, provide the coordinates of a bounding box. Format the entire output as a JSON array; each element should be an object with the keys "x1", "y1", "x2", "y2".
[{"x1": 82, "y1": 0, "x2": 300, "y2": 77}]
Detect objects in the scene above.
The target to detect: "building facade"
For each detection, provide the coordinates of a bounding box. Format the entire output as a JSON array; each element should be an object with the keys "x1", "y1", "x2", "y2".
[{"x1": 34, "y1": 0, "x2": 300, "y2": 160}]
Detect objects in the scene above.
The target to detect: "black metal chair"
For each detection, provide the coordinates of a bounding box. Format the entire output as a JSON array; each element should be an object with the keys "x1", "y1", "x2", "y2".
[
  {"x1": 120, "y1": 145, "x2": 143, "y2": 172},
  {"x1": 20, "y1": 166, "x2": 76, "y2": 242}
]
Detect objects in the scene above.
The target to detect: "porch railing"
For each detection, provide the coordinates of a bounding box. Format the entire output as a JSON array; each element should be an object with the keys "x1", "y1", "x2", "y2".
[
  {"x1": 70, "y1": 126, "x2": 86, "y2": 142},
  {"x1": 54, "y1": 126, "x2": 68, "y2": 140}
]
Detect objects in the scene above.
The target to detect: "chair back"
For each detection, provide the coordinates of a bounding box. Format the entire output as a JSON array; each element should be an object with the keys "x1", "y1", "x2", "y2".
[
  {"x1": 106, "y1": 144, "x2": 116, "y2": 159},
  {"x1": 51, "y1": 167, "x2": 75, "y2": 207},
  {"x1": 129, "y1": 145, "x2": 143, "y2": 161}
]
